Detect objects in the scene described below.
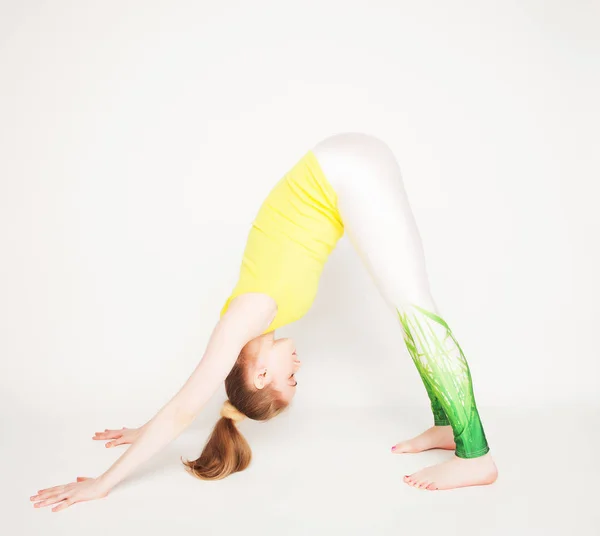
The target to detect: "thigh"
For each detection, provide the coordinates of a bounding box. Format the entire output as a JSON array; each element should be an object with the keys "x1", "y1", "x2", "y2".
[{"x1": 312, "y1": 133, "x2": 437, "y2": 311}]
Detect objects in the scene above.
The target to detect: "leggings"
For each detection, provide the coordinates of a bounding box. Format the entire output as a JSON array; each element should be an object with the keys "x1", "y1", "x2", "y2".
[{"x1": 312, "y1": 133, "x2": 490, "y2": 459}]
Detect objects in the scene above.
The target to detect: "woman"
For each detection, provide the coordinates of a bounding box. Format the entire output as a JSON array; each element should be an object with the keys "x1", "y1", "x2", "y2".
[{"x1": 30, "y1": 133, "x2": 498, "y2": 512}]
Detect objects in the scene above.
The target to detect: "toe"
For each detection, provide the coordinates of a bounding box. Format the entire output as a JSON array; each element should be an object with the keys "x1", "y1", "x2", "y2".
[{"x1": 426, "y1": 483, "x2": 438, "y2": 491}]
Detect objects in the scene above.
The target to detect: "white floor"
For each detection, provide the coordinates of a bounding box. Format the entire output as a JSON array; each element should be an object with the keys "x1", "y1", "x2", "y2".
[{"x1": 8, "y1": 405, "x2": 599, "y2": 536}]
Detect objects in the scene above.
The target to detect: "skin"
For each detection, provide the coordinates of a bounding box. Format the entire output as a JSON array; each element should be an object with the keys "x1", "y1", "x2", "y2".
[
  {"x1": 247, "y1": 331, "x2": 302, "y2": 403},
  {"x1": 393, "y1": 426, "x2": 498, "y2": 490},
  {"x1": 30, "y1": 292, "x2": 277, "y2": 512},
  {"x1": 30, "y1": 295, "x2": 494, "y2": 511}
]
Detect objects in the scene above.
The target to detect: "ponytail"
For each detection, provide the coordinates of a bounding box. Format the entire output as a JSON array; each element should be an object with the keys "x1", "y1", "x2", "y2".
[
  {"x1": 182, "y1": 342, "x2": 289, "y2": 481},
  {"x1": 183, "y1": 400, "x2": 251, "y2": 481}
]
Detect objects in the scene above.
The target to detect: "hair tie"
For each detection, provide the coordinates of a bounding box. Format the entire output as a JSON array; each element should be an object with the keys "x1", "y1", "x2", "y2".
[{"x1": 220, "y1": 400, "x2": 246, "y2": 423}]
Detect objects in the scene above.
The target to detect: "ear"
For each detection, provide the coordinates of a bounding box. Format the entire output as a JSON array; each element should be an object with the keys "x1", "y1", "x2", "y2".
[
  {"x1": 253, "y1": 368, "x2": 268, "y2": 390},
  {"x1": 263, "y1": 331, "x2": 275, "y2": 342}
]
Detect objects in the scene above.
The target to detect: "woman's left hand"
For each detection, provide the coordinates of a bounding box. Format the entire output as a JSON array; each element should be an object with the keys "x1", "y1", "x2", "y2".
[{"x1": 30, "y1": 476, "x2": 110, "y2": 512}]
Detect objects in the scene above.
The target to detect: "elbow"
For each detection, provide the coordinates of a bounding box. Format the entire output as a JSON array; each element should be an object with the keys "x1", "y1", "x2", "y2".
[{"x1": 174, "y1": 406, "x2": 197, "y2": 429}]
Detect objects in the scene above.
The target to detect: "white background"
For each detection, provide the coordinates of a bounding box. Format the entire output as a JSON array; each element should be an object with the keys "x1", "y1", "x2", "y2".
[{"x1": 1, "y1": 1, "x2": 599, "y2": 534}]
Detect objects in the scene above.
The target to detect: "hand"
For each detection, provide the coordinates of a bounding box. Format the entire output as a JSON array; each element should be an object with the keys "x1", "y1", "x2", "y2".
[
  {"x1": 30, "y1": 476, "x2": 109, "y2": 512},
  {"x1": 92, "y1": 426, "x2": 141, "y2": 448}
]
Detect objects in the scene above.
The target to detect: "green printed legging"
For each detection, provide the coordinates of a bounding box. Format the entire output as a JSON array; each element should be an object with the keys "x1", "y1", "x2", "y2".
[
  {"x1": 312, "y1": 133, "x2": 490, "y2": 459},
  {"x1": 397, "y1": 304, "x2": 489, "y2": 458}
]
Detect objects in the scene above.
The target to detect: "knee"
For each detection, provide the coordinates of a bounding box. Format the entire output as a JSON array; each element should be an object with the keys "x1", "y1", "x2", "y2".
[{"x1": 398, "y1": 295, "x2": 440, "y2": 317}]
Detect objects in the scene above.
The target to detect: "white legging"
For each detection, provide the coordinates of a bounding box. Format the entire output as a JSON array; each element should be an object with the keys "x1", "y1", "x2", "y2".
[
  {"x1": 313, "y1": 133, "x2": 490, "y2": 459},
  {"x1": 313, "y1": 133, "x2": 437, "y2": 313}
]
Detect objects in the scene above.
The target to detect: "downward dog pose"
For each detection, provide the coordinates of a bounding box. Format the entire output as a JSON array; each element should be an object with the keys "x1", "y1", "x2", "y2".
[{"x1": 30, "y1": 133, "x2": 497, "y2": 512}]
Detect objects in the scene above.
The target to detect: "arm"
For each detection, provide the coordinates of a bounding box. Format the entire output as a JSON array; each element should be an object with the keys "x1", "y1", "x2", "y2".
[
  {"x1": 30, "y1": 293, "x2": 276, "y2": 512},
  {"x1": 96, "y1": 292, "x2": 276, "y2": 491}
]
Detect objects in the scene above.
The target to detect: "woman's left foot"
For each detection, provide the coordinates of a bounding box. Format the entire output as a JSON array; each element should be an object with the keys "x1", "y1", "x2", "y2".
[{"x1": 403, "y1": 452, "x2": 498, "y2": 490}]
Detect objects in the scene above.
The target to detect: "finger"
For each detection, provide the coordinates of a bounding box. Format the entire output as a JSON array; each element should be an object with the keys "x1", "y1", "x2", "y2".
[
  {"x1": 35, "y1": 484, "x2": 65, "y2": 495},
  {"x1": 95, "y1": 429, "x2": 124, "y2": 436},
  {"x1": 52, "y1": 498, "x2": 74, "y2": 513},
  {"x1": 31, "y1": 486, "x2": 66, "y2": 500},
  {"x1": 76, "y1": 477, "x2": 92, "y2": 481},
  {"x1": 105, "y1": 438, "x2": 128, "y2": 448},
  {"x1": 33, "y1": 493, "x2": 68, "y2": 508},
  {"x1": 93, "y1": 431, "x2": 123, "y2": 440},
  {"x1": 34, "y1": 489, "x2": 67, "y2": 502},
  {"x1": 94, "y1": 435, "x2": 123, "y2": 442}
]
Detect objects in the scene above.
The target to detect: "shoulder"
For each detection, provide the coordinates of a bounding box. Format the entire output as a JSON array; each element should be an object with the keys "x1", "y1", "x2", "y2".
[{"x1": 225, "y1": 292, "x2": 277, "y2": 321}]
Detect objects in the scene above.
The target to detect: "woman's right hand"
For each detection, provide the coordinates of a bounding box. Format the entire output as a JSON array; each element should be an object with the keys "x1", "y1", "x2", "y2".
[
  {"x1": 92, "y1": 427, "x2": 142, "y2": 448},
  {"x1": 70, "y1": 300, "x2": 274, "y2": 494}
]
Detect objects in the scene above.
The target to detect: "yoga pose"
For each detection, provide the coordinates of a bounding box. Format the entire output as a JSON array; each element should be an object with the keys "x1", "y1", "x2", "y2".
[{"x1": 30, "y1": 133, "x2": 497, "y2": 512}]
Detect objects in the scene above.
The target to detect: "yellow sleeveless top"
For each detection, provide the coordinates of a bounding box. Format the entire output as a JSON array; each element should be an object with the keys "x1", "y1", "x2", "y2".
[{"x1": 220, "y1": 150, "x2": 344, "y2": 332}]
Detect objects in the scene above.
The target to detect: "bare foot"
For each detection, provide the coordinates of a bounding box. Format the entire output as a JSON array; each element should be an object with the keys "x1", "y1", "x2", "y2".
[
  {"x1": 391, "y1": 425, "x2": 455, "y2": 454},
  {"x1": 403, "y1": 452, "x2": 498, "y2": 490}
]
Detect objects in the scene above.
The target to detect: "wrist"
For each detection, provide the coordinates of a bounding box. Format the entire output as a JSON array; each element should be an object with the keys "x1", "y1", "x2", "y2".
[
  {"x1": 135, "y1": 423, "x2": 150, "y2": 441},
  {"x1": 96, "y1": 473, "x2": 116, "y2": 494}
]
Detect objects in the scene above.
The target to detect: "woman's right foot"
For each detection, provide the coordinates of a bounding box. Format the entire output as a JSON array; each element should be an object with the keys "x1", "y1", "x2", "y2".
[{"x1": 392, "y1": 425, "x2": 455, "y2": 453}]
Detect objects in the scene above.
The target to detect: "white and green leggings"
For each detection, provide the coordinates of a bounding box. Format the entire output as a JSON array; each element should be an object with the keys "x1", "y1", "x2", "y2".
[{"x1": 313, "y1": 133, "x2": 490, "y2": 459}]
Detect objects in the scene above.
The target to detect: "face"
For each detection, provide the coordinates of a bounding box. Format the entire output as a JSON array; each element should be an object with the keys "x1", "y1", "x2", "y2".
[{"x1": 250, "y1": 333, "x2": 301, "y2": 402}]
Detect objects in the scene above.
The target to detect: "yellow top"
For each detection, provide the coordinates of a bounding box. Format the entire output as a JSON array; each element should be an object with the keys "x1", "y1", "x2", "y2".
[{"x1": 220, "y1": 150, "x2": 344, "y2": 332}]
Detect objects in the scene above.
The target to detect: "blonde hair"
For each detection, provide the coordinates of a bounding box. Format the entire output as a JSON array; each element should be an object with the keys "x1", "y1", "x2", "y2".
[
  {"x1": 182, "y1": 341, "x2": 289, "y2": 481},
  {"x1": 220, "y1": 400, "x2": 246, "y2": 423}
]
